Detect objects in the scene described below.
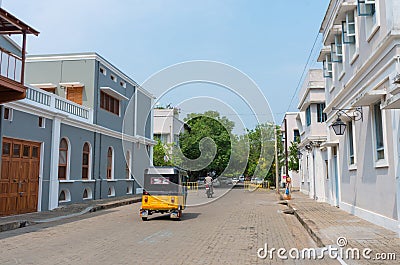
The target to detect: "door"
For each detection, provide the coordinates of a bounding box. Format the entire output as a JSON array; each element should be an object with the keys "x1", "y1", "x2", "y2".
[
  {"x1": 66, "y1": 86, "x2": 83, "y2": 105},
  {"x1": 332, "y1": 146, "x2": 339, "y2": 206},
  {"x1": 0, "y1": 138, "x2": 41, "y2": 216}
]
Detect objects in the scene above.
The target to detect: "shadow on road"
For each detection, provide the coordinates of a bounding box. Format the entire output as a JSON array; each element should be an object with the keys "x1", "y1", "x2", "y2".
[{"x1": 146, "y1": 212, "x2": 201, "y2": 222}]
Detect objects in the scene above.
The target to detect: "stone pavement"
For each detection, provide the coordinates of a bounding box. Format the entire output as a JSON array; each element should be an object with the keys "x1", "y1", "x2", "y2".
[
  {"x1": 286, "y1": 191, "x2": 400, "y2": 264},
  {"x1": 0, "y1": 195, "x2": 141, "y2": 233}
]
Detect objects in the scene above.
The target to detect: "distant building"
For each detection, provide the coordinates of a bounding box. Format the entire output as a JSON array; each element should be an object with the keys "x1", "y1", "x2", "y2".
[
  {"x1": 296, "y1": 69, "x2": 328, "y2": 201},
  {"x1": 153, "y1": 108, "x2": 188, "y2": 146},
  {"x1": 280, "y1": 112, "x2": 301, "y2": 190}
]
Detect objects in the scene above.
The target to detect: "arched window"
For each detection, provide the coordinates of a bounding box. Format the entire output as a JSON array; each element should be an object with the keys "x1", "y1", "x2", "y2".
[
  {"x1": 59, "y1": 189, "x2": 71, "y2": 202},
  {"x1": 82, "y1": 143, "x2": 90, "y2": 180},
  {"x1": 83, "y1": 188, "x2": 92, "y2": 200},
  {"x1": 108, "y1": 186, "x2": 115, "y2": 197},
  {"x1": 58, "y1": 138, "x2": 68, "y2": 180},
  {"x1": 125, "y1": 151, "x2": 131, "y2": 179},
  {"x1": 106, "y1": 147, "x2": 113, "y2": 179}
]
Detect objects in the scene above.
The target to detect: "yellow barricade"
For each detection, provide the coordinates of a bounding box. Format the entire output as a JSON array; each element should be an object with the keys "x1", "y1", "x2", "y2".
[
  {"x1": 185, "y1": 182, "x2": 198, "y2": 192},
  {"x1": 244, "y1": 181, "x2": 270, "y2": 191}
]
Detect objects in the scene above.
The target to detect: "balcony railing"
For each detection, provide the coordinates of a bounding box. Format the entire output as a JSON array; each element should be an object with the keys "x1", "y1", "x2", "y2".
[
  {"x1": 23, "y1": 85, "x2": 93, "y2": 123},
  {"x1": 0, "y1": 47, "x2": 22, "y2": 83}
]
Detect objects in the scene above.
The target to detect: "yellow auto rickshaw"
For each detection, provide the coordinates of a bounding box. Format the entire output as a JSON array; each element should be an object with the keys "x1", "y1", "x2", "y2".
[{"x1": 140, "y1": 167, "x2": 187, "y2": 221}]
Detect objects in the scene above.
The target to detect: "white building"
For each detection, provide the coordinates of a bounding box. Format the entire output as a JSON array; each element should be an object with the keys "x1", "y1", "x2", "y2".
[
  {"x1": 297, "y1": 69, "x2": 329, "y2": 202},
  {"x1": 319, "y1": 0, "x2": 400, "y2": 234},
  {"x1": 281, "y1": 112, "x2": 301, "y2": 190},
  {"x1": 153, "y1": 108, "x2": 188, "y2": 146}
]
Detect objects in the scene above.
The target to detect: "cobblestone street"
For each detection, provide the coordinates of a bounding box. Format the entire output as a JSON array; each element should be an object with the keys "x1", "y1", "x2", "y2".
[{"x1": 0, "y1": 189, "x2": 340, "y2": 265}]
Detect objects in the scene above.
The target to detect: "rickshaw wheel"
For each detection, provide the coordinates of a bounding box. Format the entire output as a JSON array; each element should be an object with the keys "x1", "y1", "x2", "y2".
[{"x1": 141, "y1": 217, "x2": 148, "y2": 221}]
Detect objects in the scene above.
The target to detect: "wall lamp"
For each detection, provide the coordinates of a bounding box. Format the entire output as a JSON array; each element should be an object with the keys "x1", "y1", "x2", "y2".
[{"x1": 331, "y1": 107, "x2": 363, "y2": 136}]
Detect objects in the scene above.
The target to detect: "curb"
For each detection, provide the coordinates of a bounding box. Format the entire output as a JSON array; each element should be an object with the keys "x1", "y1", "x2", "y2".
[
  {"x1": 285, "y1": 200, "x2": 325, "y2": 248},
  {"x1": 0, "y1": 197, "x2": 141, "y2": 233}
]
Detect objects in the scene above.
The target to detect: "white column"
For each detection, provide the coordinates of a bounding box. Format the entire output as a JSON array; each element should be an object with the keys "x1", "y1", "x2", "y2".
[
  {"x1": 150, "y1": 97, "x2": 154, "y2": 166},
  {"x1": 48, "y1": 116, "x2": 62, "y2": 210},
  {"x1": 134, "y1": 88, "x2": 138, "y2": 136}
]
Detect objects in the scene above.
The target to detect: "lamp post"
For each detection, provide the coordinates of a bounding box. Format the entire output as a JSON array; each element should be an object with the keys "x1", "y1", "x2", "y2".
[{"x1": 330, "y1": 107, "x2": 363, "y2": 136}]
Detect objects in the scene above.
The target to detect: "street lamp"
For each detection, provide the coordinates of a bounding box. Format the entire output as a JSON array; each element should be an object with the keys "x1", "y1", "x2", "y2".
[
  {"x1": 331, "y1": 118, "x2": 347, "y2": 135},
  {"x1": 297, "y1": 150, "x2": 302, "y2": 160},
  {"x1": 330, "y1": 107, "x2": 363, "y2": 136}
]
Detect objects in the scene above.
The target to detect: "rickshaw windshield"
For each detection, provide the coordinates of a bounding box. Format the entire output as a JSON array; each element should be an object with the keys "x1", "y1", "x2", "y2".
[{"x1": 144, "y1": 174, "x2": 180, "y2": 194}]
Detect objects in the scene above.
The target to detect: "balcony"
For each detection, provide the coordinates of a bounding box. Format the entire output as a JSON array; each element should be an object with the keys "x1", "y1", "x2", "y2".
[
  {"x1": 12, "y1": 85, "x2": 93, "y2": 123},
  {"x1": 0, "y1": 8, "x2": 39, "y2": 104}
]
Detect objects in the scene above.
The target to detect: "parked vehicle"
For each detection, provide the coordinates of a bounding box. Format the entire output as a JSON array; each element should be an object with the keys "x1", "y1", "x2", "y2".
[
  {"x1": 140, "y1": 167, "x2": 187, "y2": 221},
  {"x1": 239, "y1": 176, "x2": 245, "y2": 182},
  {"x1": 212, "y1": 178, "x2": 221, "y2": 187}
]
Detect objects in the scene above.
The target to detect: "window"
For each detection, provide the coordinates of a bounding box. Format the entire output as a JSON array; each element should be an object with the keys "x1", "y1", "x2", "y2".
[
  {"x1": 325, "y1": 160, "x2": 329, "y2": 179},
  {"x1": 358, "y1": 0, "x2": 375, "y2": 16},
  {"x1": 38, "y1": 117, "x2": 45, "y2": 128},
  {"x1": 82, "y1": 143, "x2": 90, "y2": 180},
  {"x1": 126, "y1": 184, "x2": 133, "y2": 194},
  {"x1": 331, "y1": 34, "x2": 343, "y2": 63},
  {"x1": 294, "y1": 130, "x2": 300, "y2": 142},
  {"x1": 126, "y1": 151, "x2": 131, "y2": 179},
  {"x1": 107, "y1": 147, "x2": 113, "y2": 179},
  {"x1": 316, "y1": 103, "x2": 327, "y2": 123},
  {"x1": 306, "y1": 106, "x2": 311, "y2": 126},
  {"x1": 100, "y1": 91, "x2": 120, "y2": 115},
  {"x1": 59, "y1": 189, "x2": 71, "y2": 202},
  {"x1": 83, "y1": 188, "x2": 92, "y2": 200},
  {"x1": 100, "y1": 67, "x2": 106, "y2": 75},
  {"x1": 348, "y1": 121, "x2": 355, "y2": 165},
  {"x1": 2, "y1": 142, "x2": 11, "y2": 156},
  {"x1": 358, "y1": 0, "x2": 377, "y2": 37},
  {"x1": 120, "y1": 80, "x2": 126, "y2": 88},
  {"x1": 108, "y1": 186, "x2": 115, "y2": 197},
  {"x1": 3, "y1": 107, "x2": 12, "y2": 121},
  {"x1": 373, "y1": 103, "x2": 384, "y2": 160},
  {"x1": 110, "y1": 74, "x2": 116, "y2": 82},
  {"x1": 342, "y1": 10, "x2": 357, "y2": 59},
  {"x1": 58, "y1": 138, "x2": 69, "y2": 180},
  {"x1": 323, "y1": 54, "x2": 333, "y2": 78}
]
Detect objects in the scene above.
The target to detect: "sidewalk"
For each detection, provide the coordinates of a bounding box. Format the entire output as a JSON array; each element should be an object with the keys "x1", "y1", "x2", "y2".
[
  {"x1": 0, "y1": 195, "x2": 141, "y2": 233},
  {"x1": 286, "y1": 191, "x2": 400, "y2": 264}
]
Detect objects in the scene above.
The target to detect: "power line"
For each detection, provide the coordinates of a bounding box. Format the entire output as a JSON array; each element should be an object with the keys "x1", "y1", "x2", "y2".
[{"x1": 286, "y1": 32, "x2": 322, "y2": 113}]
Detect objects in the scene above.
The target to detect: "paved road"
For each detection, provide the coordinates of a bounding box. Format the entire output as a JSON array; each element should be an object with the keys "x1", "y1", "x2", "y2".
[{"x1": 0, "y1": 189, "x2": 338, "y2": 265}]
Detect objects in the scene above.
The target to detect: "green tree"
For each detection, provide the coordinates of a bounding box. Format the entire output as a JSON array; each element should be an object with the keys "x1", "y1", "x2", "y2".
[
  {"x1": 178, "y1": 111, "x2": 234, "y2": 179},
  {"x1": 153, "y1": 139, "x2": 173, "y2": 166},
  {"x1": 288, "y1": 139, "x2": 300, "y2": 171}
]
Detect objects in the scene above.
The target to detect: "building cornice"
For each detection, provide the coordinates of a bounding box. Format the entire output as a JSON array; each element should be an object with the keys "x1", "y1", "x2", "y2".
[{"x1": 26, "y1": 53, "x2": 155, "y2": 99}]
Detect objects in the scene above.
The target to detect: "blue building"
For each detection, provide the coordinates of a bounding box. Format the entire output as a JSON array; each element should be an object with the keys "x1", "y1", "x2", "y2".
[{"x1": 1, "y1": 49, "x2": 155, "y2": 215}]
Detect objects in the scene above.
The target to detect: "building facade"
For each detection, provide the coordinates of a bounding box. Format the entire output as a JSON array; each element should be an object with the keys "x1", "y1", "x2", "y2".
[
  {"x1": 296, "y1": 69, "x2": 329, "y2": 202},
  {"x1": 0, "y1": 51, "x2": 155, "y2": 216},
  {"x1": 280, "y1": 112, "x2": 301, "y2": 190},
  {"x1": 319, "y1": 0, "x2": 400, "y2": 233},
  {"x1": 153, "y1": 108, "x2": 187, "y2": 146}
]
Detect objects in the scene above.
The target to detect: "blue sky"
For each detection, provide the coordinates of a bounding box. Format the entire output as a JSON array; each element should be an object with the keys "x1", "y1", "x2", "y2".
[{"x1": 3, "y1": 0, "x2": 329, "y2": 129}]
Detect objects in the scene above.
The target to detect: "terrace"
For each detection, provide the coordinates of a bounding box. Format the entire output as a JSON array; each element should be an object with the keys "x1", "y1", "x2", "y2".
[{"x1": 0, "y1": 8, "x2": 39, "y2": 103}]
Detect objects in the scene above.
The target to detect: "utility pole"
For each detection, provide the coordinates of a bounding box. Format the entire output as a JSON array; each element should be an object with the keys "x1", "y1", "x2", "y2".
[
  {"x1": 274, "y1": 126, "x2": 279, "y2": 194},
  {"x1": 284, "y1": 118, "x2": 289, "y2": 178}
]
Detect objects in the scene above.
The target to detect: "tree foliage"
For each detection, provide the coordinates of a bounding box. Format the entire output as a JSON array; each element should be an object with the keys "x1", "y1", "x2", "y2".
[
  {"x1": 288, "y1": 138, "x2": 300, "y2": 171},
  {"x1": 179, "y1": 111, "x2": 234, "y2": 179}
]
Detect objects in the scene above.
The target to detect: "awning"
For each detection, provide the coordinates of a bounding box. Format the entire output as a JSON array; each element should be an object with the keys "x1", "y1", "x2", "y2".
[
  {"x1": 0, "y1": 8, "x2": 39, "y2": 36},
  {"x1": 320, "y1": 140, "x2": 339, "y2": 148},
  {"x1": 100, "y1": 87, "x2": 129, "y2": 101},
  {"x1": 59, "y1": 82, "x2": 84, "y2": 88},
  {"x1": 351, "y1": 90, "x2": 386, "y2": 107},
  {"x1": 381, "y1": 93, "x2": 400, "y2": 109},
  {"x1": 30, "y1": 83, "x2": 57, "y2": 89},
  {"x1": 333, "y1": 2, "x2": 357, "y2": 25},
  {"x1": 323, "y1": 25, "x2": 342, "y2": 46},
  {"x1": 317, "y1": 47, "x2": 331, "y2": 62}
]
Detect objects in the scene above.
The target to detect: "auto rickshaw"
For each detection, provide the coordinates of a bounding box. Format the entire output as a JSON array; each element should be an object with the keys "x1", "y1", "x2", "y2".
[{"x1": 140, "y1": 167, "x2": 187, "y2": 221}]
